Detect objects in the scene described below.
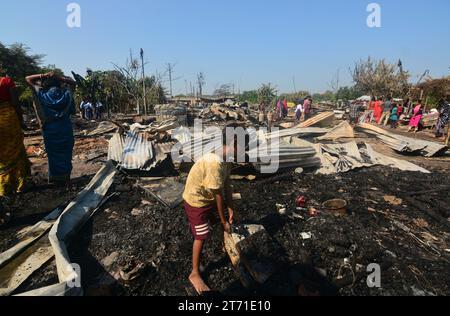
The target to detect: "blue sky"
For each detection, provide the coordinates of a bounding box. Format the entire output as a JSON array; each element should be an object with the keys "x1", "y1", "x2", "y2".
[{"x1": 1, "y1": 0, "x2": 450, "y2": 94}]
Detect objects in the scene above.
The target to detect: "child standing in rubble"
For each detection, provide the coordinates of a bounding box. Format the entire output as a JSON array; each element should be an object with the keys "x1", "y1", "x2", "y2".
[{"x1": 183, "y1": 127, "x2": 239, "y2": 295}]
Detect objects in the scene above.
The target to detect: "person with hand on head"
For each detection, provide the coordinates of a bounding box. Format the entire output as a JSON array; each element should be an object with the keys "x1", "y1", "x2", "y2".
[{"x1": 26, "y1": 71, "x2": 77, "y2": 187}]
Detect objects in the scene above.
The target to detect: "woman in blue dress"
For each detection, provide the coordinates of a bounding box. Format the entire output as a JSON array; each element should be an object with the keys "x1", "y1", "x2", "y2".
[{"x1": 26, "y1": 72, "x2": 77, "y2": 186}]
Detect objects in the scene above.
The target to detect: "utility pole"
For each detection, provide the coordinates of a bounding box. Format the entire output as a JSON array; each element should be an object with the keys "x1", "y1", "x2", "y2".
[
  {"x1": 398, "y1": 59, "x2": 404, "y2": 74},
  {"x1": 167, "y1": 63, "x2": 174, "y2": 98},
  {"x1": 336, "y1": 69, "x2": 340, "y2": 92},
  {"x1": 197, "y1": 73, "x2": 205, "y2": 98},
  {"x1": 292, "y1": 76, "x2": 297, "y2": 94},
  {"x1": 140, "y1": 48, "x2": 147, "y2": 116}
]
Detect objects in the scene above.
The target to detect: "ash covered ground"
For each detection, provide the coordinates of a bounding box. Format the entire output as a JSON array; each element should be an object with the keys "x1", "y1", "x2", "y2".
[{"x1": 1, "y1": 119, "x2": 450, "y2": 296}]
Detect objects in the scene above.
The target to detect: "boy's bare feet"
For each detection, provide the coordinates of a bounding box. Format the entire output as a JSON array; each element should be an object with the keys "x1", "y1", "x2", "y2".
[{"x1": 189, "y1": 271, "x2": 210, "y2": 295}]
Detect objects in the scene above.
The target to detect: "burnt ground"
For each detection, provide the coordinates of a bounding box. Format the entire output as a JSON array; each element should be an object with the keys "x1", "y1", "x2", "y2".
[{"x1": 1, "y1": 121, "x2": 450, "y2": 296}]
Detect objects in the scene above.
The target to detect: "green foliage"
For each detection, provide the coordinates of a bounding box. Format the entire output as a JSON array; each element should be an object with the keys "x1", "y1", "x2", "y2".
[
  {"x1": 335, "y1": 86, "x2": 363, "y2": 101},
  {"x1": 0, "y1": 42, "x2": 64, "y2": 106},
  {"x1": 352, "y1": 56, "x2": 410, "y2": 97},
  {"x1": 72, "y1": 69, "x2": 167, "y2": 114},
  {"x1": 257, "y1": 83, "x2": 277, "y2": 106},
  {"x1": 213, "y1": 83, "x2": 233, "y2": 97},
  {"x1": 144, "y1": 77, "x2": 167, "y2": 108},
  {"x1": 280, "y1": 91, "x2": 311, "y2": 103},
  {"x1": 72, "y1": 69, "x2": 105, "y2": 104},
  {"x1": 18, "y1": 88, "x2": 33, "y2": 104},
  {"x1": 311, "y1": 91, "x2": 334, "y2": 103},
  {"x1": 238, "y1": 90, "x2": 258, "y2": 104},
  {"x1": 414, "y1": 76, "x2": 450, "y2": 108},
  {"x1": 0, "y1": 43, "x2": 42, "y2": 81}
]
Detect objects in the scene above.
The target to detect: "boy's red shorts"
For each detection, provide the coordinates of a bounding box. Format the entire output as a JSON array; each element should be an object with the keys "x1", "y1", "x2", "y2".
[{"x1": 184, "y1": 202, "x2": 218, "y2": 241}]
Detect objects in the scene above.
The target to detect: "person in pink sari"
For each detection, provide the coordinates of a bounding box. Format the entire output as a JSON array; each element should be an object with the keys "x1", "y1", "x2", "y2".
[
  {"x1": 282, "y1": 98, "x2": 288, "y2": 118},
  {"x1": 277, "y1": 99, "x2": 282, "y2": 119},
  {"x1": 408, "y1": 101, "x2": 423, "y2": 132}
]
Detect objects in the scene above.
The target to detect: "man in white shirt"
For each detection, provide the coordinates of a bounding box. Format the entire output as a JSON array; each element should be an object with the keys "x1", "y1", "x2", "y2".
[
  {"x1": 295, "y1": 103, "x2": 303, "y2": 121},
  {"x1": 84, "y1": 101, "x2": 94, "y2": 120},
  {"x1": 79, "y1": 101, "x2": 87, "y2": 119},
  {"x1": 94, "y1": 101, "x2": 104, "y2": 120}
]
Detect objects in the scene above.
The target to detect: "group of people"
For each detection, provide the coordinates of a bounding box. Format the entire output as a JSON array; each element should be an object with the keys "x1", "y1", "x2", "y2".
[
  {"x1": 80, "y1": 100, "x2": 103, "y2": 121},
  {"x1": 350, "y1": 95, "x2": 449, "y2": 139},
  {"x1": 276, "y1": 98, "x2": 289, "y2": 119},
  {"x1": 0, "y1": 71, "x2": 77, "y2": 224},
  {"x1": 355, "y1": 96, "x2": 410, "y2": 129},
  {"x1": 258, "y1": 96, "x2": 314, "y2": 125},
  {"x1": 295, "y1": 96, "x2": 313, "y2": 121}
]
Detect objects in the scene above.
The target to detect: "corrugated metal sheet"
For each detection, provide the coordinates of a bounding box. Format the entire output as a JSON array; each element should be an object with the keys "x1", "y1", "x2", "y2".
[
  {"x1": 317, "y1": 121, "x2": 355, "y2": 141},
  {"x1": 155, "y1": 141, "x2": 177, "y2": 155},
  {"x1": 265, "y1": 128, "x2": 328, "y2": 139},
  {"x1": 107, "y1": 133, "x2": 125, "y2": 162},
  {"x1": 314, "y1": 142, "x2": 429, "y2": 174},
  {"x1": 108, "y1": 130, "x2": 177, "y2": 171},
  {"x1": 122, "y1": 131, "x2": 154, "y2": 170},
  {"x1": 251, "y1": 139, "x2": 320, "y2": 172},
  {"x1": 87, "y1": 121, "x2": 117, "y2": 137},
  {"x1": 172, "y1": 127, "x2": 191, "y2": 144},
  {"x1": 177, "y1": 130, "x2": 320, "y2": 171},
  {"x1": 179, "y1": 134, "x2": 222, "y2": 161},
  {"x1": 359, "y1": 123, "x2": 447, "y2": 157}
]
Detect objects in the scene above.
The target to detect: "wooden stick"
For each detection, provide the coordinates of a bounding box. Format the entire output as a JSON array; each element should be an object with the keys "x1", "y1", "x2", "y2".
[{"x1": 446, "y1": 125, "x2": 450, "y2": 146}]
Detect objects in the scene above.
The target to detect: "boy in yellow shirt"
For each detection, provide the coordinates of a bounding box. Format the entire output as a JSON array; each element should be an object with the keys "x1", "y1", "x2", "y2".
[{"x1": 183, "y1": 128, "x2": 238, "y2": 295}]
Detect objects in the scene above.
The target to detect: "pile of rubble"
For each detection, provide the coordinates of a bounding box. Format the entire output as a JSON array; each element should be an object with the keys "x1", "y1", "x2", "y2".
[
  {"x1": 199, "y1": 104, "x2": 250, "y2": 123},
  {"x1": 1, "y1": 108, "x2": 449, "y2": 297}
]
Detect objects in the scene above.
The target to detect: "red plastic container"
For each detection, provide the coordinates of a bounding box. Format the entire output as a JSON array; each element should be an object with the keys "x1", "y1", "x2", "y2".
[{"x1": 296, "y1": 196, "x2": 307, "y2": 208}]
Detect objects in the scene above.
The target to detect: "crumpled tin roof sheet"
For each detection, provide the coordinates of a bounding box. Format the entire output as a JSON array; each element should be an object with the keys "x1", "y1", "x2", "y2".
[
  {"x1": 121, "y1": 130, "x2": 154, "y2": 170},
  {"x1": 107, "y1": 133, "x2": 125, "y2": 163},
  {"x1": 108, "y1": 131, "x2": 176, "y2": 171},
  {"x1": 359, "y1": 123, "x2": 447, "y2": 157},
  {"x1": 251, "y1": 139, "x2": 320, "y2": 171}
]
